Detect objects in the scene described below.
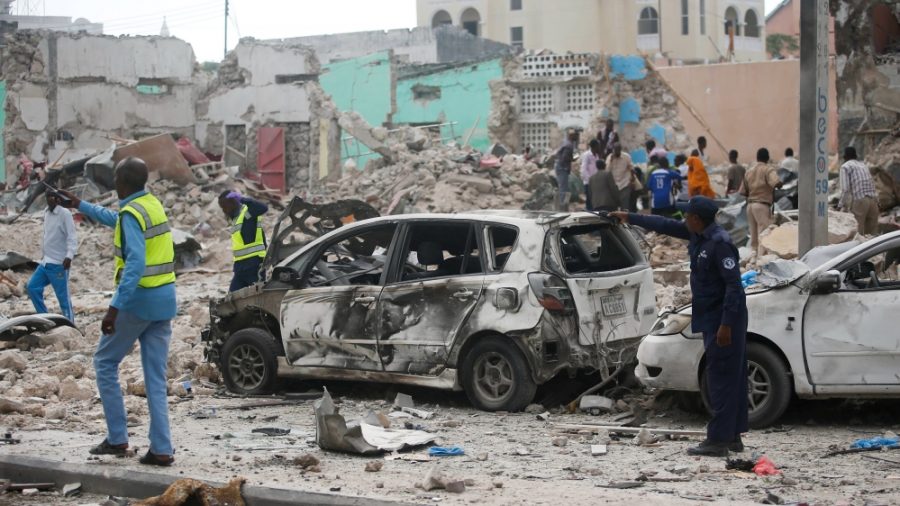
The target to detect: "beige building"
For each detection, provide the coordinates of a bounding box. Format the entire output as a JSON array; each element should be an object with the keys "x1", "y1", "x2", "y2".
[{"x1": 416, "y1": 0, "x2": 767, "y2": 63}]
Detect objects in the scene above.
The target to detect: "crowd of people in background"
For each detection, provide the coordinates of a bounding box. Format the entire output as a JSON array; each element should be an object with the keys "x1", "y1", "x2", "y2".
[{"x1": 553, "y1": 123, "x2": 884, "y2": 243}]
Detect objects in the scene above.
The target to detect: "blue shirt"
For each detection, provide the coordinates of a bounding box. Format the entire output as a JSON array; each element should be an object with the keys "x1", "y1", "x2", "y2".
[
  {"x1": 78, "y1": 190, "x2": 177, "y2": 321},
  {"x1": 628, "y1": 214, "x2": 746, "y2": 337},
  {"x1": 648, "y1": 168, "x2": 681, "y2": 209}
]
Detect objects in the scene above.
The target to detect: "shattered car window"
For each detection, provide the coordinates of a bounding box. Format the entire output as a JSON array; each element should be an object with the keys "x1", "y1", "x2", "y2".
[
  {"x1": 843, "y1": 247, "x2": 900, "y2": 290},
  {"x1": 399, "y1": 222, "x2": 483, "y2": 281},
  {"x1": 487, "y1": 225, "x2": 518, "y2": 272},
  {"x1": 307, "y1": 224, "x2": 397, "y2": 287},
  {"x1": 558, "y1": 224, "x2": 642, "y2": 274}
]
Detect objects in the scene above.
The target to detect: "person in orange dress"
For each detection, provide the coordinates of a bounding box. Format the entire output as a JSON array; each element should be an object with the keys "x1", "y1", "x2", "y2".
[{"x1": 687, "y1": 149, "x2": 716, "y2": 198}]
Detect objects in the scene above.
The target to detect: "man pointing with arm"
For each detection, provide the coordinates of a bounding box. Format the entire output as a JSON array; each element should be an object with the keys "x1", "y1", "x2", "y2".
[
  {"x1": 60, "y1": 157, "x2": 177, "y2": 466},
  {"x1": 611, "y1": 197, "x2": 748, "y2": 456}
]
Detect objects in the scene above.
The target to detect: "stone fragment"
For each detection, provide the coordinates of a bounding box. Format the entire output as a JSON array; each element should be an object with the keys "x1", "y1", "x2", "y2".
[
  {"x1": 0, "y1": 350, "x2": 26, "y2": 372},
  {"x1": 365, "y1": 460, "x2": 383, "y2": 472}
]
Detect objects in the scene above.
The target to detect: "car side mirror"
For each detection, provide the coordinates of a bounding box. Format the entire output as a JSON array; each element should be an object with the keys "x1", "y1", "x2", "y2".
[
  {"x1": 272, "y1": 266, "x2": 302, "y2": 287},
  {"x1": 811, "y1": 270, "x2": 841, "y2": 295}
]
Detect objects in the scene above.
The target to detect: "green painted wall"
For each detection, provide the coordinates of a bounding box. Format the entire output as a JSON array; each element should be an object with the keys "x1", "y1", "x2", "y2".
[
  {"x1": 0, "y1": 80, "x2": 5, "y2": 183},
  {"x1": 320, "y1": 51, "x2": 393, "y2": 167},
  {"x1": 394, "y1": 59, "x2": 502, "y2": 153}
]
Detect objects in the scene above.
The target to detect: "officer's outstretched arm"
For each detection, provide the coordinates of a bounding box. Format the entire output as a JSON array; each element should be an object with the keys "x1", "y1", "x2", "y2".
[{"x1": 627, "y1": 213, "x2": 690, "y2": 240}]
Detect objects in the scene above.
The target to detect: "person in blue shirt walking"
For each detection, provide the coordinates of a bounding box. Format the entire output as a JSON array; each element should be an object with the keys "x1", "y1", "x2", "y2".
[
  {"x1": 611, "y1": 197, "x2": 748, "y2": 457},
  {"x1": 59, "y1": 157, "x2": 177, "y2": 466},
  {"x1": 218, "y1": 190, "x2": 269, "y2": 292},
  {"x1": 27, "y1": 191, "x2": 78, "y2": 323},
  {"x1": 647, "y1": 157, "x2": 682, "y2": 218}
]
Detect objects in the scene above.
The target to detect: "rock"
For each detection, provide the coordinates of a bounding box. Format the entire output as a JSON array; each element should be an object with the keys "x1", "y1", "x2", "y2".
[
  {"x1": 884, "y1": 430, "x2": 899, "y2": 440},
  {"x1": 0, "y1": 350, "x2": 26, "y2": 372},
  {"x1": 827, "y1": 210, "x2": 858, "y2": 243},
  {"x1": 524, "y1": 403, "x2": 544, "y2": 414},
  {"x1": 445, "y1": 174, "x2": 494, "y2": 194},
  {"x1": 493, "y1": 480, "x2": 504, "y2": 489},
  {"x1": 294, "y1": 453, "x2": 320, "y2": 469},
  {"x1": 551, "y1": 437, "x2": 568, "y2": 447},
  {"x1": 0, "y1": 397, "x2": 24, "y2": 414},
  {"x1": 232, "y1": 455, "x2": 242, "y2": 462},
  {"x1": 21, "y1": 488, "x2": 39, "y2": 496},
  {"x1": 579, "y1": 395, "x2": 615, "y2": 415},
  {"x1": 37, "y1": 326, "x2": 82, "y2": 348},
  {"x1": 514, "y1": 447, "x2": 530, "y2": 456},
  {"x1": 476, "y1": 453, "x2": 488, "y2": 461},
  {"x1": 44, "y1": 405, "x2": 66, "y2": 420},
  {"x1": 760, "y1": 223, "x2": 799, "y2": 259},
  {"x1": 127, "y1": 380, "x2": 146, "y2": 397},
  {"x1": 365, "y1": 460, "x2": 383, "y2": 472},
  {"x1": 375, "y1": 482, "x2": 384, "y2": 489},
  {"x1": 632, "y1": 428, "x2": 658, "y2": 446},
  {"x1": 49, "y1": 356, "x2": 89, "y2": 380},
  {"x1": 445, "y1": 480, "x2": 466, "y2": 494},
  {"x1": 58, "y1": 377, "x2": 94, "y2": 401},
  {"x1": 422, "y1": 466, "x2": 446, "y2": 491}
]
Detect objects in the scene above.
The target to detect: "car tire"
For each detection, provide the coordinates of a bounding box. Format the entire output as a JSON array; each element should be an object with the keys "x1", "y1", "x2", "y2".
[
  {"x1": 461, "y1": 336, "x2": 537, "y2": 412},
  {"x1": 700, "y1": 341, "x2": 792, "y2": 429},
  {"x1": 220, "y1": 328, "x2": 281, "y2": 395}
]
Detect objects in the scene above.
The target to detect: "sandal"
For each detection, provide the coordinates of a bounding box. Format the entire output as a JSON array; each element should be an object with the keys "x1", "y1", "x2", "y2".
[
  {"x1": 139, "y1": 450, "x2": 174, "y2": 467},
  {"x1": 89, "y1": 439, "x2": 129, "y2": 456}
]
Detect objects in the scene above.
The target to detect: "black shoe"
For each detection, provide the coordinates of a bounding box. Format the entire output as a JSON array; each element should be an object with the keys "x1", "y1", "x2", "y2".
[
  {"x1": 89, "y1": 439, "x2": 129, "y2": 456},
  {"x1": 139, "y1": 450, "x2": 174, "y2": 467},
  {"x1": 729, "y1": 435, "x2": 745, "y2": 452},
  {"x1": 687, "y1": 442, "x2": 729, "y2": 457}
]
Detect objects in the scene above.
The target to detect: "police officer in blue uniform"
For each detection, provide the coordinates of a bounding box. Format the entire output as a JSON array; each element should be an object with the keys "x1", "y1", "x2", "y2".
[{"x1": 612, "y1": 196, "x2": 748, "y2": 456}]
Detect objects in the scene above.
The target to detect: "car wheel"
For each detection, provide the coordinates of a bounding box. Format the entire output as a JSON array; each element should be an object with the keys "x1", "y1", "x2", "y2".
[
  {"x1": 461, "y1": 336, "x2": 536, "y2": 412},
  {"x1": 220, "y1": 328, "x2": 281, "y2": 395},
  {"x1": 700, "y1": 341, "x2": 792, "y2": 429}
]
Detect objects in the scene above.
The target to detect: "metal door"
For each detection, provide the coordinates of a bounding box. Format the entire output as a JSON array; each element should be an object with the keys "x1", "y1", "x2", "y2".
[{"x1": 257, "y1": 127, "x2": 285, "y2": 194}]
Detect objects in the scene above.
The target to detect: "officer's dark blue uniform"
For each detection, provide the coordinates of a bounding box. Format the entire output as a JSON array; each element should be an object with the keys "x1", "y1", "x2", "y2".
[{"x1": 628, "y1": 197, "x2": 748, "y2": 449}]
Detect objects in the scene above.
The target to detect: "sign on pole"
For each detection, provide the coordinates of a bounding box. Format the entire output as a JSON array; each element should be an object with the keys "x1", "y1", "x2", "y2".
[{"x1": 799, "y1": 0, "x2": 829, "y2": 256}]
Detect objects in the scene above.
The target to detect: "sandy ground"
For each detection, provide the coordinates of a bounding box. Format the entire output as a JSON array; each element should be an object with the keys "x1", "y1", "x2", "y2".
[{"x1": 3, "y1": 380, "x2": 900, "y2": 506}]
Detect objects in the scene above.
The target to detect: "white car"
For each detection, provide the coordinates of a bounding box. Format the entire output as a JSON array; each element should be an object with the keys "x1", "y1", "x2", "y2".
[
  {"x1": 205, "y1": 206, "x2": 657, "y2": 412},
  {"x1": 636, "y1": 231, "x2": 900, "y2": 428}
]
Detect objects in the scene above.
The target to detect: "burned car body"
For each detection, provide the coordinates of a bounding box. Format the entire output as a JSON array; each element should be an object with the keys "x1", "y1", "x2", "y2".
[
  {"x1": 636, "y1": 231, "x2": 900, "y2": 428},
  {"x1": 204, "y1": 210, "x2": 656, "y2": 411}
]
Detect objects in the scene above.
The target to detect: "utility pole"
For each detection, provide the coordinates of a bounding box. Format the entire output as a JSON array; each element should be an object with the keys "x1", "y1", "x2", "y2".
[
  {"x1": 798, "y1": 0, "x2": 829, "y2": 256},
  {"x1": 224, "y1": 0, "x2": 229, "y2": 58}
]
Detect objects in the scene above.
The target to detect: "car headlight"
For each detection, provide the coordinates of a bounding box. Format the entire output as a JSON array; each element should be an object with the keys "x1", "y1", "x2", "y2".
[{"x1": 652, "y1": 313, "x2": 693, "y2": 336}]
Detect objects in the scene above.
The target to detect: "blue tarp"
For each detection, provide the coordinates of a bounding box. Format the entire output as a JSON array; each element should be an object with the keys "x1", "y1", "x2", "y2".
[{"x1": 609, "y1": 55, "x2": 647, "y2": 81}]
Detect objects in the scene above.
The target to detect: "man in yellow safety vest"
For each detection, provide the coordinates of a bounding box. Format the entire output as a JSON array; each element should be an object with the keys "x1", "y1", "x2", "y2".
[
  {"x1": 218, "y1": 190, "x2": 269, "y2": 291},
  {"x1": 60, "y1": 157, "x2": 177, "y2": 466}
]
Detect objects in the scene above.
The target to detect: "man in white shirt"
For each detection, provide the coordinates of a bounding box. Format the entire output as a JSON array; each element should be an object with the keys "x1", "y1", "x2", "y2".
[
  {"x1": 27, "y1": 191, "x2": 77, "y2": 323},
  {"x1": 780, "y1": 148, "x2": 799, "y2": 176},
  {"x1": 580, "y1": 139, "x2": 602, "y2": 211}
]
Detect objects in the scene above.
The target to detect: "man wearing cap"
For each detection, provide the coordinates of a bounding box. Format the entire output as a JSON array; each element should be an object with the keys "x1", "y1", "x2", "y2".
[
  {"x1": 218, "y1": 190, "x2": 269, "y2": 292},
  {"x1": 611, "y1": 197, "x2": 748, "y2": 457}
]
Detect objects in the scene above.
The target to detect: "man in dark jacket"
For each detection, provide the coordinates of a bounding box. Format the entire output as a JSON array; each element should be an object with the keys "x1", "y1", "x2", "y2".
[{"x1": 611, "y1": 197, "x2": 748, "y2": 456}]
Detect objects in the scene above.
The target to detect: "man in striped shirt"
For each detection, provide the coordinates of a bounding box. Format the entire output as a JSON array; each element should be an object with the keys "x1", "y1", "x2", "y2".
[{"x1": 839, "y1": 147, "x2": 879, "y2": 236}]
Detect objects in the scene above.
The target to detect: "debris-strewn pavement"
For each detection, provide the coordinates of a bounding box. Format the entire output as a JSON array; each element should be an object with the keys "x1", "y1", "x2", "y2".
[{"x1": 4, "y1": 378, "x2": 900, "y2": 505}]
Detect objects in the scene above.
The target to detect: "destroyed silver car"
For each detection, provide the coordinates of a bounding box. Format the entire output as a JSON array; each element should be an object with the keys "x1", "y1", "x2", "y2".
[
  {"x1": 636, "y1": 231, "x2": 900, "y2": 428},
  {"x1": 204, "y1": 210, "x2": 656, "y2": 411}
]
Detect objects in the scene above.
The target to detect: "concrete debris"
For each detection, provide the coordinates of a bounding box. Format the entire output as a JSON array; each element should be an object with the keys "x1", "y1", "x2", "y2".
[
  {"x1": 579, "y1": 396, "x2": 615, "y2": 416},
  {"x1": 419, "y1": 465, "x2": 465, "y2": 493},
  {"x1": 133, "y1": 477, "x2": 246, "y2": 506},
  {"x1": 760, "y1": 210, "x2": 860, "y2": 259},
  {"x1": 551, "y1": 437, "x2": 568, "y2": 447},
  {"x1": 591, "y1": 444, "x2": 608, "y2": 456},
  {"x1": 364, "y1": 460, "x2": 383, "y2": 472}
]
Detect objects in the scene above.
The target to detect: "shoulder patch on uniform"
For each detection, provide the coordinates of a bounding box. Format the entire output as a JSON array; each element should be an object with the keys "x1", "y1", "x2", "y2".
[{"x1": 723, "y1": 257, "x2": 736, "y2": 270}]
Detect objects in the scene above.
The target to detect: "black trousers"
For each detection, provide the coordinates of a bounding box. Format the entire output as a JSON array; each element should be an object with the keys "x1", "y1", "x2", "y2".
[{"x1": 702, "y1": 311, "x2": 749, "y2": 443}]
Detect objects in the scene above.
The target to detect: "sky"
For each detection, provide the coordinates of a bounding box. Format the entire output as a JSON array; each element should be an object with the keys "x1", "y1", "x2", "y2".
[{"x1": 25, "y1": 0, "x2": 784, "y2": 63}]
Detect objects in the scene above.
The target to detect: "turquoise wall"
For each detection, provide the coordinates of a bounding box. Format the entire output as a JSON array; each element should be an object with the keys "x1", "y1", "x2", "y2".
[
  {"x1": 0, "y1": 80, "x2": 5, "y2": 183},
  {"x1": 320, "y1": 51, "x2": 393, "y2": 167},
  {"x1": 394, "y1": 59, "x2": 502, "y2": 152}
]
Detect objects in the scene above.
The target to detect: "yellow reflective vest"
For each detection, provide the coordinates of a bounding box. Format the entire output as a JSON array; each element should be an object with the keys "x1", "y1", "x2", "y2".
[
  {"x1": 113, "y1": 193, "x2": 176, "y2": 288},
  {"x1": 231, "y1": 205, "x2": 266, "y2": 262}
]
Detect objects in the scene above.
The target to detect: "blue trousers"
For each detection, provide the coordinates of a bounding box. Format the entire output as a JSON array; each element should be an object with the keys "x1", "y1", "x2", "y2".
[
  {"x1": 27, "y1": 263, "x2": 74, "y2": 323},
  {"x1": 94, "y1": 311, "x2": 173, "y2": 456},
  {"x1": 555, "y1": 168, "x2": 570, "y2": 209},
  {"x1": 702, "y1": 313, "x2": 749, "y2": 443}
]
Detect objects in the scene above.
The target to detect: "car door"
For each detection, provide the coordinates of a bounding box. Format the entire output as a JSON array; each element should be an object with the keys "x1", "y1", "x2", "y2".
[
  {"x1": 376, "y1": 220, "x2": 486, "y2": 375},
  {"x1": 803, "y1": 241, "x2": 900, "y2": 389},
  {"x1": 280, "y1": 222, "x2": 398, "y2": 372}
]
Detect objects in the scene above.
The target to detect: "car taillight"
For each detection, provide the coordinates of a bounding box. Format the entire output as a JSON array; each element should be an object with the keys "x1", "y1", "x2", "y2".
[{"x1": 528, "y1": 273, "x2": 575, "y2": 314}]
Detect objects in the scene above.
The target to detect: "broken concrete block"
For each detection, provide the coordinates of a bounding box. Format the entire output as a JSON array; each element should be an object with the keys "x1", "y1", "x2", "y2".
[
  {"x1": 43, "y1": 405, "x2": 66, "y2": 420},
  {"x1": 58, "y1": 377, "x2": 94, "y2": 401},
  {"x1": 551, "y1": 437, "x2": 568, "y2": 447},
  {"x1": 444, "y1": 174, "x2": 494, "y2": 194},
  {"x1": 591, "y1": 444, "x2": 608, "y2": 456},
  {"x1": 112, "y1": 134, "x2": 194, "y2": 185},
  {"x1": 393, "y1": 392, "x2": 414, "y2": 409},
  {"x1": 365, "y1": 460, "x2": 383, "y2": 472},
  {"x1": 422, "y1": 465, "x2": 446, "y2": 491},
  {"x1": 62, "y1": 482, "x2": 81, "y2": 497},
  {"x1": 0, "y1": 397, "x2": 24, "y2": 414},
  {"x1": 0, "y1": 350, "x2": 27, "y2": 372},
  {"x1": 579, "y1": 395, "x2": 615, "y2": 415},
  {"x1": 760, "y1": 223, "x2": 799, "y2": 259},
  {"x1": 444, "y1": 480, "x2": 466, "y2": 494},
  {"x1": 827, "y1": 210, "x2": 859, "y2": 244}
]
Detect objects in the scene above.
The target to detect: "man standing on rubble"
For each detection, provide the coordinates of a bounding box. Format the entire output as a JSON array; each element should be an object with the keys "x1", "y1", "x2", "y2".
[
  {"x1": 598, "y1": 119, "x2": 619, "y2": 158},
  {"x1": 554, "y1": 131, "x2": 578, "y2": 211},
  {"x1": 611, "y1": 197, "x2": 748, "y2": 457},
  {"x1": 741, "y1": 148, "x2": 782, "y2": 258},
  {"x1": 59, "y1": 157, "x2": 177, "y2": 467},
  {"x1": 726, "y1": 150, "x2": 745, "y2": 195},
  {"x1": 581, "y1": 139, "x2": 602, "y2": 211},
  {"x1": 839, "y1": 146, "x2": 880, "y2": 236},
  {"x1": 607, "y1": 144, "x2": 635, "y2": 211},
  {"x1": 218, "y1": 190, "x2": 269, "y2": 291},
  {"x1": 27, "y1": 191, "x2": 77, "y2": 323}
]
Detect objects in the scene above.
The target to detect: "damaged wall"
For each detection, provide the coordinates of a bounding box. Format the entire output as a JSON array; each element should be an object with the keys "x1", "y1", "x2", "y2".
[
  {"x1": 276, "y1": 25, "x2": 514, "y2": 65},
  {"x1": 196, "y1": 39, "x2": 320, "y2": 189},
  {"x1": 657, "y1": 59, "x2": 838, "y2": 165},
  {"x1": 394, "y1": 59, "x2": 503, "y2": 152},
  {"x1": 1, "y1": 30, "x2": 198, "y2": 180},
  {"x1": 832, "y1": 0, "x2": 900, "y2": 157}
]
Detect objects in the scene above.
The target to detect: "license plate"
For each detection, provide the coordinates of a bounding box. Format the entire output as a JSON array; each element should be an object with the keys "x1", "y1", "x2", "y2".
[{"x1": 600, "y1": 294, "x2": 627, "y2": 316}]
